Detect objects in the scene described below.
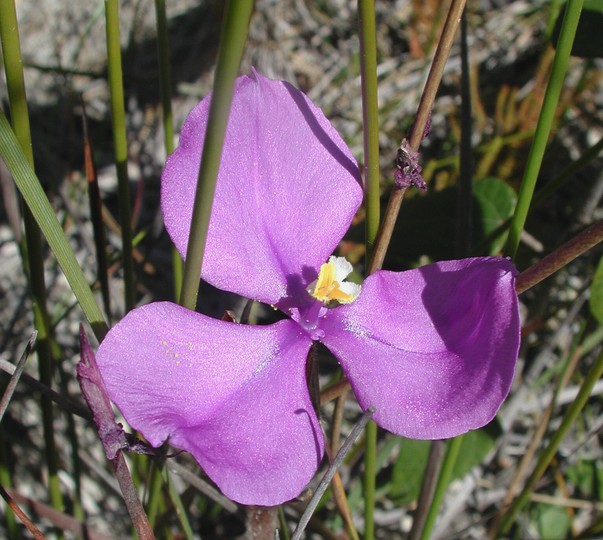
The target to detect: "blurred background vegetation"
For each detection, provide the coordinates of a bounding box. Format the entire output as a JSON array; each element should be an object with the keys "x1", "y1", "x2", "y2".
[{"x1": 1, "y1": 0, "x2": 603, "y2": 538}]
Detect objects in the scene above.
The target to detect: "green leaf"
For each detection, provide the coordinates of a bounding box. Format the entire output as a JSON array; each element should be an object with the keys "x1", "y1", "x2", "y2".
[
  {"x1": 590, "y1": 256, "x2": 603, "y2": 325},
  {"x1": 389, "y1": 439, "x2": 431, "y2": 504},
  {"x1": 552, "y1": 0, "x2": 603, "y2": 58},
  {"x1": 452, "y1": 423, "x2": 500, "y2": 479},
  {"x1": 473, "y1": 177, "x2": 517, "y2": 255},
  {"x1": 532, "y1": 503, "x2": 571, "y2": 540},
  {"x1": 385, "y1": 177, "x2": 516, "y2": 267},
  {"x1": 566, "y1": 459, "x2": 603, "y2": 499}
]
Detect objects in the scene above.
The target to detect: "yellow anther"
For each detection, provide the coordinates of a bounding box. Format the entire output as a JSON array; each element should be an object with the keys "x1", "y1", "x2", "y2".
[{"x1": 309, "y1": 256, "x2": 361, "y2": 305}]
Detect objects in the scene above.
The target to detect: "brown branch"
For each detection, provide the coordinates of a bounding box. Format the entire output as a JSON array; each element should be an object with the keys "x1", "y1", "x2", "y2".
[
  {"x1": 369, "y1": 0, "x2": 468, "y2": 274},
  {"x1": 516, "y1": 219, "x2": 603, "y2": 294}
]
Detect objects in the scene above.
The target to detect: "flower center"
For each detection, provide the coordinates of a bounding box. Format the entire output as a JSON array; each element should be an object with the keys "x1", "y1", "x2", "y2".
[{"x1": 308, "y1": 256, "x2": 361, "y2": 305}]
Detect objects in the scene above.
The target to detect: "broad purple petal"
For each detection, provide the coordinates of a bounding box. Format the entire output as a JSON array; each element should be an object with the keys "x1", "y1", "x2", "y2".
[
  {"x1": 320, "y1": 257, "x2": 520, "y2": 439},
  {"x1": 96, "y1": 302, "x2": 323, "y2": 505},
  {"x1": 162, "y1": 71, "x2": 363, "y2": 305}
]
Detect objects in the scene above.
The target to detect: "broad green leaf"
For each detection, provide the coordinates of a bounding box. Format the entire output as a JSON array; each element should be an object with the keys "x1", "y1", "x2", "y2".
[
  {"x1": 452, "y1": 424, "x2": 500, "y2": 479},
  {"x1": 390, "y1": 439, "x2": 431, "y2": 504},
  {"x1": 532, "y1": 503, "x2": 571, "y2": 540},
  {"x1": 590, "y1": 256, "x2": 603, "y2": 325},
  {"x1": 386, "y1": 177, "x2": 516, "y2": 268},
  {"x1": 473, "y1": 177, "x2": 517, "y2": 255},
  {"x1": 566, "y1": 459, "x2": 603, "y2": 500}
]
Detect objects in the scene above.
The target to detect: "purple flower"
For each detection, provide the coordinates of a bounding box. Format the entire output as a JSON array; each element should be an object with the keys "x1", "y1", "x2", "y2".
[{"x1": 96, "y1": 71, "x2": 520, "y2": 506}]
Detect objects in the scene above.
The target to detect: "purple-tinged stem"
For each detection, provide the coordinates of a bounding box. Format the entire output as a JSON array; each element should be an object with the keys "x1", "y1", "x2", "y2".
[
  {"x1": 0, "y1": 332, "x2": 36, "y2": 422},
  {"x1": 245, "y1": 506, "x2": 278, "y2": 540},
  {"x1": 369, "y1": 0, "x2": 468, "y2": 274},
  {"x1": 516, "y1": 219, "x2": 603, "y2": 294},
  {"x1": 0, "y1": 485, "x2": 45, "y2": 539}
]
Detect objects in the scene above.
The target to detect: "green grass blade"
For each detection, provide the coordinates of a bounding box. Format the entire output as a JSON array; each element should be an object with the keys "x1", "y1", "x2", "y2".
[
  {"x1": 359, "y1": 0, "x2": 380, "y2": 261},
  {"x1": 153, "y1": 0, "x2": 183, "y2": 299},
  {"x1": 358, "y1": 1, "x2": 380, "y2": 537},
  {"x1": 503, "y1": 0, "x2": 584, "y2": 258},
  {"x1": 179, "y1": 0, "x2": 254, "y2": 310},
  {"x1": 420, "y1": 436, "x2": 463, "y2": 540},
  {"x1": 500, "y1": 345, "x2": 603, "y2": 533},
  {"x1": 0, "y1": 112, "x2": 108, "y2": 341},
  {"x1": 0, "y1": 0, "x2": 65, "y2": 520},
  {"x1": 105, "y1": 0, "x2": 136, "y2": 311}
]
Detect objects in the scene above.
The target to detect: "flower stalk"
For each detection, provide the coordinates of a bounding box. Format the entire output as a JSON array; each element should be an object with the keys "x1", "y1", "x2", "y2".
[
  {"x1": 105, "y1": 0, "x2": 136, "y2": 312},
  {"x1": 358, "y1": 1, "x2": 380, "y2": 535},
  {"x1": 369, "y1": 0, "x2": 467, "y2": 274},
  {"x1": 179, "y1": 0, "x2": 254, "y2": 310}
]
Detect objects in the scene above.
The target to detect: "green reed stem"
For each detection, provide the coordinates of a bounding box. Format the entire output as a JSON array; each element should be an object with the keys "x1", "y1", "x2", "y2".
[
  {"x1": 358, "y1": 1, "x2": 380, "y2": 537},
  {"x1": 359, "y1": 0, "x2": 381, "y2": 260},
  {"x1": 500, "y1": 346, "x2": 603, "y2": 533},
  {"x1": 153, "y1": 0, "x2": 183, "y2": 299},
  {"x1": 420, "y1": 436, "x2": 463, "y2": 540},
  {"x1": 179, "y1": 0, "x2": 254, "y2": 310},
  {"x1": 503, "y1": 0, "x2": 584, "y2": 258},
  {"x1": 165, "y1": 470, "x2": 194, "y2": 540},
  {"x1": 532, "y1": 134, "x2": 603, "y2": 208},
  {"x1": 363, "y1": 421, "x2": 377, "y2": 539},
  {"x1": 416, "y1": 13, "x2": 472, "y2": 538},
  {"x1": 0, "y1": 1, "x2": 65, "y2": 522},
  {"x1": 154, "y1": 0, "x2": 175, "y2": 158},
  {"x1": 0, "y1": 112, "x2": 108, "y2": 341},
  {"x1": 456, "y1": 11, "x2": 472, "y2": 258},
  {"x1": 0, "y1": 429, "x2": 18, "y2": 538},
  {"x1": 145, "y1": 0, "x2": 178, "y2": 519},
  {"x1": 82, "y1": 103, "x2": 112, "y2": 323},
  {"x1": 105, "y1": 0, "x2": 136, "y2": 311},
  {"x1": 473, "y1": 133, "x2": 603, "y2": 256}
]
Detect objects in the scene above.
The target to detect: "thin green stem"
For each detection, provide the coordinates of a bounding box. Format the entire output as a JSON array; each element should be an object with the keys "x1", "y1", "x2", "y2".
[
  {"x1": 500, "y1": 346, "x2": 603, "y2": 533},
  {"x1": 358, "y1": 0, "x2": 381, "y2": 259},
  {"x1": 179, "y1": 0, "x2": 254, "y2": 310},
  {"x1": 456, "y1": 10, "x2": 472, "y2": 258},
  {"x1": 165, "y1": 470, "x2": 194, "y2": 540},
  {"x1": 105, "y1": 0, "x2": 136, "y2": 311},
  {"x1": 420, "y1": 437, "x2": 463, "y2": 540},
  {"x1": 144, "y1": 0, "x2": 178, "y2": 518},
  {"x1": 146, "y1": 461, "x2": 164, "y2": 527},
  {"x1": 409, "y1": 440, "x2": 446, "y2": 540},
  {"x1": 0, "y1": 1, "x2": 64, "y2": 522},
  {"x1": 153, "y1": 0, "x2": 183, "y2": 299},
  {"x1": 358, "y1": 2, "x2": 380, "y2": 537},
  {"x1": 363, "y1": 420, "x2": 377, "y2": 539},
  {"x1": 82, "y1": 103, "x2": 112, "y2": 323},
  {"x1": 154, "y1": 0, "x2": 175, "y2": 157},
  {"x1": 472, "y1": 134, "x2": 603, "y2": 256},
  {"x1": 414, "y1": 13, "x2": 473, "y2": 537},
  {"x1": 369, "y1": 0, "x2": 467, "y2": 274},
  {"x1": 503, "y1": 0, "x2": 584, "y2": 258},
  {"x1": 0, "y1": 428, "x2": 18, "y2": 538}
]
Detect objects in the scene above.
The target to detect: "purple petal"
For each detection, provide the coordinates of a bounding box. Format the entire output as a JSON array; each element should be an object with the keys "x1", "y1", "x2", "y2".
[
  {"x1": 320, "y1": 257, "x2": 520, "y2": 439},
  {"x1": 96, "y1": 302, "x2": 323, "y2": 505},
  {"x1": 162, "y1": 70, "x2": 363, "y2": 305}
]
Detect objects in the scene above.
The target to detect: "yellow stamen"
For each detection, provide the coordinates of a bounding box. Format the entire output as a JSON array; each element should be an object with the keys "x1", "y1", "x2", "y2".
[{"x1": 310, "y1": 260, "x2": 355, "y2": 303}]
